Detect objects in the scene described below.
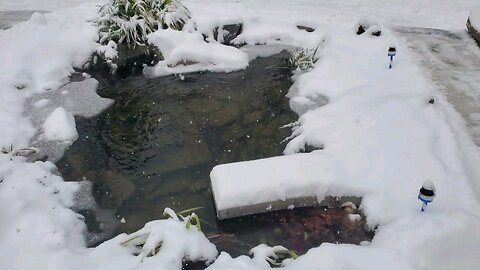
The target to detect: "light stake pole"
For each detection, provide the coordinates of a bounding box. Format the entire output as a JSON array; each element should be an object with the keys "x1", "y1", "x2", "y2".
[
  {"x1": 388, "y1": 46, "x2": 396, "y2": 69},
  {"x1": 418, "y1": 180, "x2": 435, "y2": 212}
]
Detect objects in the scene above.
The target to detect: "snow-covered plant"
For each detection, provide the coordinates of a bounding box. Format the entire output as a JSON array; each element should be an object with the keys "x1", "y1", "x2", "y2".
[
  {"x1": 120, "y1": 207, "x2": 204, "y2": 259},
  {"x1": 1, "y1": 144, "x2": 36, "y2": 157},
  {"x1": 1, "y1": 144, "x2": 14, "y2": 155},
  {"x1": 286, "y1": 46, "x2": 320, "y2": 70},
  {"x1": 250, "y1": 244, "x2": 298, "y2": 267},
  {"x1": 97, "y1": 0, "x2": 191, "y2": 48}
]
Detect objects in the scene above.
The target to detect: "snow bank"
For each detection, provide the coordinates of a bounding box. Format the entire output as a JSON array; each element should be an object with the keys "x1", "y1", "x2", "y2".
[
  {"x1": 372, "y1": 211, "x2": 480, "y2": 269},
  {"x1": 0, "y1": 3, "x2": 99, "y2": 150},
  {"x1": 0, "y1": 0, "x2": 103, "y2": 12},
  {"x1": 210, "y1": 17, "x2": 480, "y2": 269},
  {"x1": 213, "y1": 26, "x2": 480, "y2": 228},
  {"x1": 0, "y1": 9, "x2": 99, "y2": 94},
  {"x1": 285, "y1": 27, "x2": 480, "y2": 227},
  {"x1": 43, "y1": 107, "x2": 78, "y2": 141},
  {"x1": 207, "y1": 243, "x2": 411, "y2": 270},
  {"x1": 232, "y1": 17, "x2": 324, "y2": 48},
  {"x1": 0, "y1": 156, "x2": 86, "y2": 270},
  {"x1": 146, "y1": 28, "x2": 249, "y2": 76},
  {"x1": 185, "y1": 0, "x2": 479, "y2": 31}
]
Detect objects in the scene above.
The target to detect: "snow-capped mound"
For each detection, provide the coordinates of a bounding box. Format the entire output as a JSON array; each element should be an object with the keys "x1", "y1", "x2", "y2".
[
  {"x1": 146, "y1": 28, "x2": 249, "y2": 76},
  {"x1": 43, "y1": 107, "x2": 78, "y2": 141}
]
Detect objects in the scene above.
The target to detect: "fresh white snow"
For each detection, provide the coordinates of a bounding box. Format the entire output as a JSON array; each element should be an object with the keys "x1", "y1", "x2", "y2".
[
  {"x1": 43, "y1": 107, "x2": 78, "y2": 141},
  {"x1": 470, "y1": 6, "x2": 480, "y2": 30},
  {"x1": 0, "y1": 0, "x2": 103, "y2": 12},
  {"x1": 146, "y1": 28, "x2": 249, "y2": 76},
  {"x1": 1, "y1": 0, "x2": 480, "y2": 270}
]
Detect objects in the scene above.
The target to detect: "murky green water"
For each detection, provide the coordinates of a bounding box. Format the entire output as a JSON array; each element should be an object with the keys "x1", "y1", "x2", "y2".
[{"x1": 58, "y1": 53, "x2": 372, "y2": 256}]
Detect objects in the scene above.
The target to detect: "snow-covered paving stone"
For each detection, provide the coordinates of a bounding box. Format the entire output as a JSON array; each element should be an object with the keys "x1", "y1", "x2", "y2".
[{"x1": 211, "y1": 153, "x2": 363, "y2": 219}]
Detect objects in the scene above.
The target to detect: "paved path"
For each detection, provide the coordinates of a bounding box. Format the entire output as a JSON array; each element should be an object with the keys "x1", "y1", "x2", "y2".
[{"x1": 396, "y1": 27, "x2": 480, "y2": 145}]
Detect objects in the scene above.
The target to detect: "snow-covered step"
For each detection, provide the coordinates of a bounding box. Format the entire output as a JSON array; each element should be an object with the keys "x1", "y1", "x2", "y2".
[{"x1": 210, "y1": 153, "x2": 360, "y2": 219}]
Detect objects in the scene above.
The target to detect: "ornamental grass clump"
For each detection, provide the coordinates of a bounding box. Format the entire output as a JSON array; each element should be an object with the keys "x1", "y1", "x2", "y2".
[
  {"x1": 286, "y1": 45, "x2": 320, "y2": 70},
  {"x1": 120, "y1": 208, "x2": 203, "y2": 259},
  {"x1": 265, "y1": 246, "x2": 299, "y2": 267},
  {"x1": 97, "y1": 0, "x2": 191, "y2": 48}
]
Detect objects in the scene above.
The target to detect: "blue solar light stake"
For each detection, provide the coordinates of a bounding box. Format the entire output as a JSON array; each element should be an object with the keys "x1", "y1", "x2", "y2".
[
  {"x1": 418, "y1": 180, "x2": 435, "y2": 212},
  {"x1": 388, "y1": 46, "x2": 396, "y2": 69}
]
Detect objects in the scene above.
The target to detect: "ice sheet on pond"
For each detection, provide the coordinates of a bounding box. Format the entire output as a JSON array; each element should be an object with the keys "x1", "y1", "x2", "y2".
[{"x1": 24, "y1": 78, "x2": 114, "y2": 162}]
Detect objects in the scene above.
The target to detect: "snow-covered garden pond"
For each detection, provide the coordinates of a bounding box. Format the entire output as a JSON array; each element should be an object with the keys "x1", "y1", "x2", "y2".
[
  {"x1": 3, "y1": 0, "x2": 480, "y2": 269},
  {"x1": 57, "y1": 52, "x2": 372, "y2": 255}
]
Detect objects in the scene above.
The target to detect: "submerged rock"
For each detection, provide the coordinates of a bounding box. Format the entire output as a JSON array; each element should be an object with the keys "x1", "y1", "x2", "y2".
[
  {"x1": 90, "y1": 44, "x2": 163, "y2": 78},
  {"x1": 356, "y1": 19, "x2": 382, "y2": 37},
  {"x1": 297, "y1": 25, "x2": 315, "y2": 33},
  {"x1": 212, "y1": 23, "x2": 243, "y2": 45},
  {"x1": 94, "y1": 170, "x2": 136, "y2": 208}
]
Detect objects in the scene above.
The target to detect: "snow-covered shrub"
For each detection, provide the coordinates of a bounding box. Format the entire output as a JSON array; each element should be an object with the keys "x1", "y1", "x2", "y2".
[
  {"x1": 286, "y1": 46, "x2": 319, "y2": 70},
  {"x1": 97, "y1": 0, "x2": 191, "y2": 48}
]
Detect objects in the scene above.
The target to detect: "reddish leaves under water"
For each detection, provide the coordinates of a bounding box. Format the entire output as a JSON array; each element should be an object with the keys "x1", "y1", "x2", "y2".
[{"x1": 210, "y1": 207, "x2": 373, "y2": 256}]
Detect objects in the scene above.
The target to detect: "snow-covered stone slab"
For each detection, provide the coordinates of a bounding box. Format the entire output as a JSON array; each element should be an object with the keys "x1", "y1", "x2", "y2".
[{"x1": 210, "y1": 153, "x2": 360, "y2": 219}]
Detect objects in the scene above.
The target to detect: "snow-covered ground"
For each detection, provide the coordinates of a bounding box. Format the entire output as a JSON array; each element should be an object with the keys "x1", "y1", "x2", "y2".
[
  {"x1": 0, "y1": 0, "x2": 102, "y2": 12},
  {"x1": 1, "y1": 0, "x2": 480, "y2": 270}
]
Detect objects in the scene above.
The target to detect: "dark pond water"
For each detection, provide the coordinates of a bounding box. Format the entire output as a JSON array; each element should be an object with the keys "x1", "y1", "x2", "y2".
[{"x1": 58, "y1": 52, "x2": 372, "y2": 256}]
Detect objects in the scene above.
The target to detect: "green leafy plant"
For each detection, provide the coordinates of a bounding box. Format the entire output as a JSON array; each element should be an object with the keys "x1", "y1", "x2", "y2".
[
  {"x1": 286, "y1": 45, "x2": 320, "y2": 70},
  {"x1": 97, "y1": 0, "x2": 191, "y2": 48}
]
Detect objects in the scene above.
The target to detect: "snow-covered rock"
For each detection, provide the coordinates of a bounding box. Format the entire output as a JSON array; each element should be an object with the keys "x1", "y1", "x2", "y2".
[
  {"x1": 43, "y1": 107, "x2": 78, "y2": 141},
  {"x1": 145, "y1": 28, "x2": 249, "y2": 76}
]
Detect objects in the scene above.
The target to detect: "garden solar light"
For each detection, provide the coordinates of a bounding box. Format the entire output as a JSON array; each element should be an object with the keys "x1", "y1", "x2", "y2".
[
  {"x1": 388, "y1": 46, "x2": 396, "y2": 69},
  {"x1": 418, "y1": 180, "x2": 435, "y2": 212}
]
